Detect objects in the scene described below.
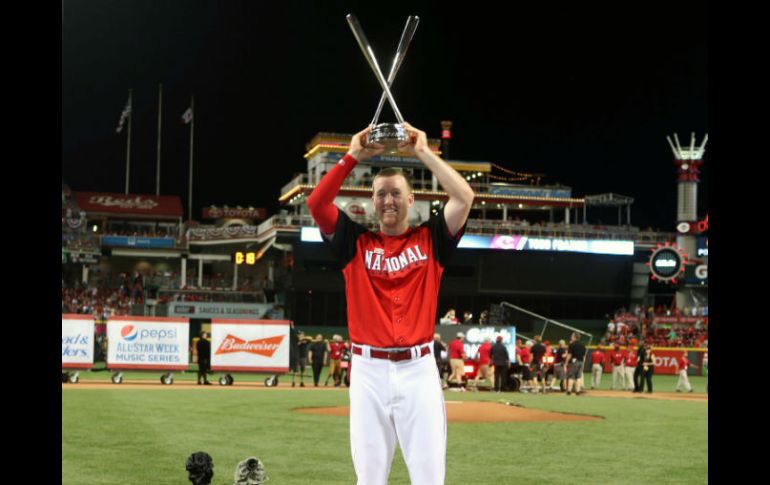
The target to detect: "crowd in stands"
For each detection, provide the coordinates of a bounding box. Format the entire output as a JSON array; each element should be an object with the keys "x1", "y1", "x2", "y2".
[
  {"x1": 436, "y1": 303, "x2": 708, "y2": 350},
  {"x1": 439, "y1": 308, "x2": 489, "y2": 325},
  {"x1": 61, "y1": 285, "x2": 133, "y2": 318},
  {"x1": 63, "y1": 269, "x2": 273, "y2": 315},
  {"x1": 603, "y1": 305, "x2": 708, "y2": 348}
]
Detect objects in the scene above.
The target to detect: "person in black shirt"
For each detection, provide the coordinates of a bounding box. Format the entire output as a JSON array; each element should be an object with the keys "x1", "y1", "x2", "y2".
[
  {"x1": 289, "y1": 324, "x2": 299, "y2": 387},
  {"x1": 289, "y1": 325, "x2": 311, "y2": 387},
  {"x1": 530, "y1": 335, "x2": 546, "y2": 394},
  {"x1": 196, "y1": 331, "x2": 211, "y2": 385},
  {"x1": 565, "y1": 332, "x2": 586, "y2": 395},
  {"x1": 308, "y1": 334, "x2": 328, "y2": 387},
  {"x1": 633, "y1": 343, "x2": 647, "y2": 393},
  {"x1": 433, "y1": 333, "x2": 448, "y2": 387},
  {"x1": 553, "y1": 339, "x2": 568, "y2": 392},
  {"x1": 490, "y1": 336, "x2": 510, "y2": 392},
  {"x1": 640, "y1": 342, "x2": 656, "y2": 393},
  {"x1": 296, "y1": 331, "x2": 310, "y2": 387}
]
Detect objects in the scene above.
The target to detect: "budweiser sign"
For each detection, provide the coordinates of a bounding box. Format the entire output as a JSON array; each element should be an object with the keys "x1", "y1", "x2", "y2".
[
  {"x1": 89, "y1": 196, "x2": 159, "y2": 210},
  {"x1": 74, "y1": 192, "x2": 183, "y2": 217},
  {"x1": 215, "y1": 334, "x2": 284, "y2": 357},
  {"x1": 203, "y1": 207, "x2": 266, "y2": 220}
]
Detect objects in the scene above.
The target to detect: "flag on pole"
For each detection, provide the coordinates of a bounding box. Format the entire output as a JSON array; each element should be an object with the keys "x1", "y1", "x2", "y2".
[
  {"x1": 181, "y1": 107, "x2": 193, "y2": 124},
  {"x1": 116, "y1": 97, "x2": 132, "y2": 133}
]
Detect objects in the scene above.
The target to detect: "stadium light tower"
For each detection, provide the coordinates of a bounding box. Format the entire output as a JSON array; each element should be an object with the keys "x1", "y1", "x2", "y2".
[{"x1": 666, "y1": 132, "x2": 708, "y2": 306}]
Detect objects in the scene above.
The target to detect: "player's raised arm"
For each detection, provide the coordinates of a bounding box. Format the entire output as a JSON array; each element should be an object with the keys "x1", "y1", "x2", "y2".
[
  {"x1": 307, "y1": 126, "x2": 384, "y2": 238},
  {"x1": 397, "y1": 122, "x2": 474, "y2": 237}
]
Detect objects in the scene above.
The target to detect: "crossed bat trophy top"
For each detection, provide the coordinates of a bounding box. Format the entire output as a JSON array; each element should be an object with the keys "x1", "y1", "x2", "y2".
[{"x1": 346, "y1": 14, "x2": 419, "y2": 155}]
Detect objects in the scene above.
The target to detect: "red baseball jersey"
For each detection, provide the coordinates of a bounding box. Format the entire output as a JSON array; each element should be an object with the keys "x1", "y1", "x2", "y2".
[
  {"x1": 677, "y1": 356, "x2": 690, "y2": 369},
  {"x1": 449, "y1": 339, "x2": 466, "y2": 359},
  {"x1": 624, "y1": 350, "x2": 637, "y2": 367},
  {"x1": 324, "y1": 209, "x2": 464, "y2": 348},
  {"x1": 477, "y1": 342, "x2": 492, "y2": 365},
  {"x1": 590, "y1": 349, "x2": 605, "y2": 364},
  {"x1": 517, "y1": 346, "x2": 531, "y2": 364},
  {"x1": 329, "y1": 342, "x2": 345, "y2": 360},
  {"x1": 609, "y1": 350, "x2": 626, "y2": 366}
]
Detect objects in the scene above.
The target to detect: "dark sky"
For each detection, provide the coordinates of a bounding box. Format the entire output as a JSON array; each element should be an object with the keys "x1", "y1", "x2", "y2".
[{"x1": 62, "y1": 0, "x2": 708, "y2": 230}]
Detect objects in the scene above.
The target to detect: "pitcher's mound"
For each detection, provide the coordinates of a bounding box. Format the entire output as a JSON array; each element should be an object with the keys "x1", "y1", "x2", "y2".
[{"x1": 295, "y1": 401, "x2": 602, "y2": 423}]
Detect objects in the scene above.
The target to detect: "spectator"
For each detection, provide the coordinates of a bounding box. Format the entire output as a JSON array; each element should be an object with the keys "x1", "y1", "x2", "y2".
[
  {"x1": 530, "y1": 335, "x2": 546, "y2": 394},
  {"x1": 565, "y1": 333, "x2": 587, "y2": 396},
  {"x1": 196, "y1": 332, "x2": 212, "y2": 385},
  {"x1": 433, "y1": 333, "x2": 448, "y2": 388},
  {"x1": 516, "y1": 339, "x2": 534, "y2": 392},
  {"x1": 308, "y1": 334, "x2": 327, "y2": 387},
  {"x1": 490, "y1": 336, "x2": 510, "y2": 392},
  {"x1": 471, "y1": 337, "x2": 492, "y2": 390},
  {"x1": 440, "y1": 308, "x2": 459, "y2": 325},
  {"x1": 478, "y1": 310, "x2": 489, "y2": 326},
  {"x1": 325, "y1": 335, "x2": 345, "y2": 387}
]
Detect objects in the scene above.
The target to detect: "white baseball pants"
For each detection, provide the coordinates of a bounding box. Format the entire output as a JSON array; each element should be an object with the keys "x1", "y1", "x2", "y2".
[
  {"x1": 624, "y1": 366, "x2": 635, "y2": 390},
  {"x1": 676, "y1": 369, "x2": 692, "y2": 392},
  {"x1": 349, "y1": 346, "x2": 446, "y2": 485},
  {"x1": 611, "y1": 364, "x2": 625, "y2": 390},
  {"x1": 591, "y1": 363, "x2": 603, "y2": 388}
]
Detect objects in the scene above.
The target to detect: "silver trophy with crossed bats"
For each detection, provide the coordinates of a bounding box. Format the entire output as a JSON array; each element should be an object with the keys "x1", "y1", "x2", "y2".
[{"x1": 346, "y1": 14, "x2": 419, "y2": 155}]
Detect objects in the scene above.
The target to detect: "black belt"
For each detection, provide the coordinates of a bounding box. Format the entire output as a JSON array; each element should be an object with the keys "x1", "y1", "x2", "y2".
[{"x1": 352, "y1": 345, "x2": 430, "y2": 362}]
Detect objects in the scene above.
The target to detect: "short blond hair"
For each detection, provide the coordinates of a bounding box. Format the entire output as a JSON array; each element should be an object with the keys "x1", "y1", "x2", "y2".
[{"x1": 373, "y1": 167, "x2": 413, "y2": 192}]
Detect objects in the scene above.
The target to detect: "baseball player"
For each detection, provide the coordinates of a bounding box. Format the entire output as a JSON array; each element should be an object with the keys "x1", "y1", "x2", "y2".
[
  {"x1": 675, "y1": 350, "x2": 694, "y2": 392},
  {"x1": 589, "y1": 347, "x2": 606, "y2": 389},
  {"x1": 623, "y1": 344, "x2": 637, "y2": 391},
  {"x1": 608, "y1": 343, "x2": 626, "y2": 390},
  {"x1": 307, "y1": 123, "x2": 474, "y2": 485}
]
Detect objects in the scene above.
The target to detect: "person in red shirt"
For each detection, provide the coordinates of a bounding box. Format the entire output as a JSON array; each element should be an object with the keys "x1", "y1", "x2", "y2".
[
  {"x1": 448, "y1": 332, "x2": 468, "y2": 388},
  {"x1": 608, "y1": 343, "x2": 627, "y2": 390},
  {"x1": 541, "y1": 341, "x2": 556, "y2": 393},
  {"x1": 675, "y1": 350, "x2": 694, "y2": 392},
  {"x1": 471, "y1": 337, "x2": 492, "y2": 390},
  {"x1": 590, "y1": 347, "x2": 606, "y2": 389},
  {"x1": 306, "y1": 123, "x2": 473, "y2": 484},
  {"x1": 325, "y1": 334, "x2": 346, "y2": 387},
  {"x1": 516, "y1": 339, "x2": 534, "y2": 392}
]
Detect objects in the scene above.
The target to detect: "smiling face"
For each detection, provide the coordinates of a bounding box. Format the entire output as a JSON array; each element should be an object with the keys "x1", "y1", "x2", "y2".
[{"x1": 372, "y1": 172, "x2": 414, "y2": 234}]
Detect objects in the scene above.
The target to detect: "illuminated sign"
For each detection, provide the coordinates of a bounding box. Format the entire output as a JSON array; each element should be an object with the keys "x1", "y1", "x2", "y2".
[
  {"x1": 697, "y1": 214, "x2": 708, "y2": 233},
  {"x1": 203, "y1": 207, "x2": 266, "y2": 220},
  {"x1": 231, "y1": 251, "x2": 258, "y2": 265},
  {"x1": 647, "y1": 243, "x2": 687, "y2": 283},
  {"x1": 300, "y1": 228, "x2": 633, "y2": 255}
]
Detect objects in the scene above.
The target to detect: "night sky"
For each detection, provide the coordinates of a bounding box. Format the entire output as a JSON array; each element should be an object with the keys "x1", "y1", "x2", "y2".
[{"x1": 62, "y1": 0, "x2": 708, "y2": 230}]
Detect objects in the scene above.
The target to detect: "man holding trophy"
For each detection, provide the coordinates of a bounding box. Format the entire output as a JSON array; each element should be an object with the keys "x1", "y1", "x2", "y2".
[{"x1": 306, "y1": 15, "x2": 475, "y2": 485}]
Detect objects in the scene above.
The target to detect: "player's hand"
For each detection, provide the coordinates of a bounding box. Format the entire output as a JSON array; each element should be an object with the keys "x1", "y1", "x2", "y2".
[
  {"x1": 397, "y1": 122, "x2": 430, "y2": 156},
  {"x1": 348, "y1": 126, "x2": 384, "y2": 161}
]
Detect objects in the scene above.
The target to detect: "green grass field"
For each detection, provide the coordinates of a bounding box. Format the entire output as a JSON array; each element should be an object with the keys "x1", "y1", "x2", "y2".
[{"x1": 63, "y1": 367, "x2": 707, "y2": 485}]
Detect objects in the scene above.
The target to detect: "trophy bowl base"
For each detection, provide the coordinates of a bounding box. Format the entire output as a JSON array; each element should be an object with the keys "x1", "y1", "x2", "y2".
[{"x1": 368, "y1": 123, "x2": 408, "y2": 155}]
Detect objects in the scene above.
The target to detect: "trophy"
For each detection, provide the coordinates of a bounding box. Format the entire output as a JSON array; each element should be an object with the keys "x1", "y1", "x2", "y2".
[{"x1": 346, "y1": 14, "x2": 419, "y2": 155}]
